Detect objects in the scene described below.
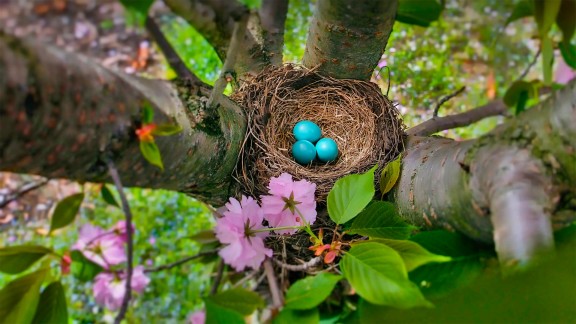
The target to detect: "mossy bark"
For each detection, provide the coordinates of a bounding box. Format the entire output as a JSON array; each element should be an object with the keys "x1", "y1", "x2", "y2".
[
  {"x1": 395, "y1": 80, "x2": 576, "y2": 267},
  {"x1": 302, "y1": 0, "x2": 398, "y2": 80},
  {"x1": 0, "y1": 33, "x2": 245, "y2": 205}
]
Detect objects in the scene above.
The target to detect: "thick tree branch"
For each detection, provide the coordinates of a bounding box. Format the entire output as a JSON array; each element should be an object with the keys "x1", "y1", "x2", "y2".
[
  {"x1": 0, "y1": 33, "x2": 245, "y2": 205},
  {"x1": 395, "y1": 80, "x2": 576, "y2": 266},
  {"x1": 302, "y1": 0, "x2": 398, "y2": 80},
  {"x1": 145, "y1": 16, "x2": 204, "y2": 84},
  {"x1": 407, "y1": 100, "x2": 508, "y2": 136},
  {"x1": 163, "y1": 0, "x2": 270, "y2": 76},
  {"x1": 259, "y1": 0, "x2": 289, "y2": 66}
]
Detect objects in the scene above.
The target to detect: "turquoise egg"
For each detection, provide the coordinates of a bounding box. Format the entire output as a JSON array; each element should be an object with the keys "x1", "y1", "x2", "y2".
[
  {"x1": 292, "y1": 140, "x2": 317, "y2": 165},
  {"x1": 316, "y1": 138, "x2": 339, "y2": 162},
  {"x1": 293, "y1": 120, "x2": 322, "y2": 143}
]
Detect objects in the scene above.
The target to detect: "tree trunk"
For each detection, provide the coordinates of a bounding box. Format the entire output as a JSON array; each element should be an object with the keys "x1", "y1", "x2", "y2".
[
  {"x1": 0, "y1": 32, "x2": 245, "y2": 205},
  {"x1": 395, "y1": 81, "x2": 576, "y2": 267},
  {"x1": 302, "y1": 0, "x2": 398, "y2": 80}
]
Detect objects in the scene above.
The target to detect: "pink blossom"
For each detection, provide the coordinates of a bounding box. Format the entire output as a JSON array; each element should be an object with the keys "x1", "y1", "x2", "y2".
[
  {"x1": 214, "y1": 196, "x2": 272, "y2": 271},
  {"x1": 112, "y1": 221, "x2": 134, "y2": 243},
  {"x1": 555, "y1": 57, "x2": 576, "y2": 84},
  {"x1": 261, "y1": 173, "x2": 317, "y2": 234},
  {"x1": 187, "y1": 310, "x2": 206, "y2": 324},
  {"x1": 73, "y1": 224, "x2": 126, "y2": 269},
  {"x1": 93, "y1": 266, "x2": 150, "y2": 311}
]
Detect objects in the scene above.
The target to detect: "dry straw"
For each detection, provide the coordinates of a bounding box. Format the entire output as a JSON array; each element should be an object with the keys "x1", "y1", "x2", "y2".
[{"x1": 232, "y1": 64, "x2": 404, "y2": 201}]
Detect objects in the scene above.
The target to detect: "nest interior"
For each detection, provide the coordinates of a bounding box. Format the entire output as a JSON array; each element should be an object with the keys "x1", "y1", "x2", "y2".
[{"x1": 233, "y1": 65, "x2": 404, "y2": 201}]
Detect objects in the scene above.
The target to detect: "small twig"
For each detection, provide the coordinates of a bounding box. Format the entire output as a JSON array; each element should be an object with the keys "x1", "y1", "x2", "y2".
[
  {"x1": 145, "y1": 16, "x2": 205, "y2": 85},
  {"x1": 433, "y1": 86, "x2": 466, "y2": 117},
  {"x1": 272, "y1": 257, "x2": 323, "y2": 272},
  {"x1": 0, "y1": 179, "x2": 49, "y2": 209},
  {"x1": 210, "y1": 259, "x2": 225, "y2": 295},
  {"x1": 407, "y1": 99, "x2": 508, "y2": 137},
  {"x1": 263, "y1": 258, "x2": 283, "y2": 308},
  {"x1": 232, "y1": 269, "x2": 259, "y2": 289},
  {"x1": 144, "y1": 250, "x2": 218, "y2": 273},
  {"x1": 106, "y1": 159, "x2": 134, "y2": 324},
  {"x1": 518, "y1": 48, "x2": 541, "y2": 81},
  {"x1": 207, "y1": 12, "x2": 249, "y2": 108}
]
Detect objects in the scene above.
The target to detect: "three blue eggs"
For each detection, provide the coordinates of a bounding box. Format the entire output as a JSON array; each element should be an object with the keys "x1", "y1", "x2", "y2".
[{"x1": 291, "y1": 120, "x2": 339, "y2": 165}]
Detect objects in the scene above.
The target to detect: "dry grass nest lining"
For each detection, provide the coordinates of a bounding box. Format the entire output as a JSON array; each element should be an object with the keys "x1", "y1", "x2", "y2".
[{"x1": 232, "y1": 64, "x2": 404, "y2": 201}]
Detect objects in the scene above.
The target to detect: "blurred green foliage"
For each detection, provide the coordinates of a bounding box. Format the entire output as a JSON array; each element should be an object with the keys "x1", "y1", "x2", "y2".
[{"x1": 0, "y1": 187, "x2": 214, "y2": 322}]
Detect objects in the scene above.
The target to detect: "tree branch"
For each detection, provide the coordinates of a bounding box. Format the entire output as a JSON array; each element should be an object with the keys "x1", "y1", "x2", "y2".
[
  {"x1": 0, "y1": 32, "x2": 246, "y2": 205},
  {"x1": 395, "y1": 80, "x2": 576, "y2": 266},
  {"x1": 263, "y1": 258, "x2": 283, "y2": 308},
  {"x1": 259, "y1": 0, "x2": 289, "y2": 66},
  {"x1": 163, "y1": 0, "x2": 270, "y2": 76},
  {"x1": 433, "y1": 86, "x2": 466, "y2": 117},
  {"x1": 407, "y1": 100, "x2": 508, "y2": 137},
  {"x1": 106, "y1": 159, "x2": 133, "y2": 324},
  {"x1": 144, "y1": 250, "x2": 218, "y2": 273},
  {"x1": 145, "y1": 16, "x2": 204, "y2": 84},
  {"x1": 302, "y1": 0, "x2": 398, "y2": 80},
  {"x1": 0, "y1": 179, "x2": 49, "y2": 209}
]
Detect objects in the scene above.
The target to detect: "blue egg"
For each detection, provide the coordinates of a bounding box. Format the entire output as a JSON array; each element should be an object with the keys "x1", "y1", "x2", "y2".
[
  {"x1": 316, "y1": 138, "x2": 339, "y2": 162},
  {"x1": 293, "y1": 120, "x2": 322, "y2": 143},
  {"x1": 292, "y1": 140, "x2": 317, "y2": 165}
]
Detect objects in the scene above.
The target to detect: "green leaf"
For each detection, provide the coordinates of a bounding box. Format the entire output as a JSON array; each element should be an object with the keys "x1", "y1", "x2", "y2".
[
  {"x1": 503, "y1": 80, "x2": 537, "y2": 107},
  {"x1": 139, "y1": 140, "x2": 164, "y2": 171},
  {"x1": 368, "y1": 239, "x2": 452, "y2": 272},
  {"x1": 49, "y1": 193, "x2": 84, "y2": 233},
  {"x1": 152, "y1": 124, "x2": 183, "y2": 136},
  {"x1": 274, "y1": 308, "x2": 319, "y2": 324},
  {"x1": 205, "y1": 300, "x2": 245, "y2": 324},
  {"x1": 327, "y1": 165, "x2": 377, "y2": 225},
  {"x1": 141, "y1": 103, "x2": 154, "y2": 124},
  {"x1": 534, "y1": 0, "x2": 562, "y2": 36},
  {"x1": 0, "y1": 269, "x2": 47, "y2": 324},
  {"x1": 70, "y1": 251, "x2": 103, "y2": 282},
  {"x1": 396, "y1": 0, "x2": 443, "y2": 27},
  {"x1": 32, "y1": 281, "x2": 68, "y2": 324},
  {"x1": 542, "y1": 35, "x2": 555, "y2": 85},
  {"x1": 119, "y1": 0, "x2": 155, "y2": 26},
  {"x1": 187, "y1": 230, "x2": 218, "y2": 244},
  {"x1": 557, "y1": 0, "x2": 576, "y2": 41},
  {"x1": 408, "y1": 231, "x2": 489, "y2": 297},
  {"x1": 505, "y1": 0, "x2": 534, "y2": 25},
  {"x1": 204, "y1": 288, "x2": 265, "y2": 316},
  {"x1": 100, "y1": 185, "x2": 119, "y2": 208},
  {"x1": 380, "y1": 155, "x2": 401, "y2": 196},
  {"x1": 348, "y1": 201, "x2": 415, "y2": 239},
  {"x1": 340, "y1": 242, "x2": 432, "y2": 309},
  {"x1": 285, "y1": 273, "x2": 342, "y2": 310},
  {"x1": 559, "y1": 40, "x2": 576, "y2": 69},
  {"x1": 515, "y1": 88, "x2": 529, "y2": 115},
  {"x1": 0, "y1": 245, "x2": 53, "y2": 275}
]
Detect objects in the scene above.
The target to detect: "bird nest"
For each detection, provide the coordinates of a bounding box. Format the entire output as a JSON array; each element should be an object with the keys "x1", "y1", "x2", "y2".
[{"x1": 232, "y1": 65, "x2": 404, "y2": 201}]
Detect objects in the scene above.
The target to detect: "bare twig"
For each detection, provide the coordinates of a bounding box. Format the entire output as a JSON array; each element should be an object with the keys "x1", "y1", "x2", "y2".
[
  {"x1": 263, "y1": 258, "x2": 283, "y2": 307},
  {"x1": 210, "y1": 259, "x2": 226, "y2": 295},
  {"x1": 144, "y1": 250, "x2": 218, "y2": 273},
  {"x1": 407, "y1": 100, "x2": 508, "y2": 137},
  {"x1": 259, "y1": 0, "x2": 289, "y2": 65},
  {"x1": 145, "y1": 16, "x2": 205, "y2": 85},
  {"x1": 207, "y1": 12, "x2": 249, "y2": 108},
  {"x1": 433, "y1": 86, "x2": 466, "y2": 117},
  {"x1": 106, "y1": 159, "x2": 134, "y2": 324},
  {"x1": 518, "y1": 48, "x2": 541, "y2": 81},
  {"x1": 0, "y1": 179, "x2": 49, "y2": 209},
  {"x1": 272, "y1": 257, "x2": 323, "y2": 272}
]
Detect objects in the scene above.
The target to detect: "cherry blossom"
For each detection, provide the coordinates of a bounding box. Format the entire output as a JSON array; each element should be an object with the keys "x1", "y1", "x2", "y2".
[
  {"x1": 261, "y1": 173, "x2": 317, "y2": 234},
  {"x1": 73, "y1": 224, "x2": 126, "y2": 269},
  {"x1": 93, "y1": 266, "x2": 150, "y2": 311},
  {"x1": 187, "y1": 310, "x2": 206, "y2": 324},
  {"x1": 214, "y1": 196, "x2": 272, "y2": 271}
]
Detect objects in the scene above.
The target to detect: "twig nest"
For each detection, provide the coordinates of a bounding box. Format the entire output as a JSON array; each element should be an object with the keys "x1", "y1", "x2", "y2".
[{"x1": 232, "y1": 65, "x2": 404, "y2": 201}]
